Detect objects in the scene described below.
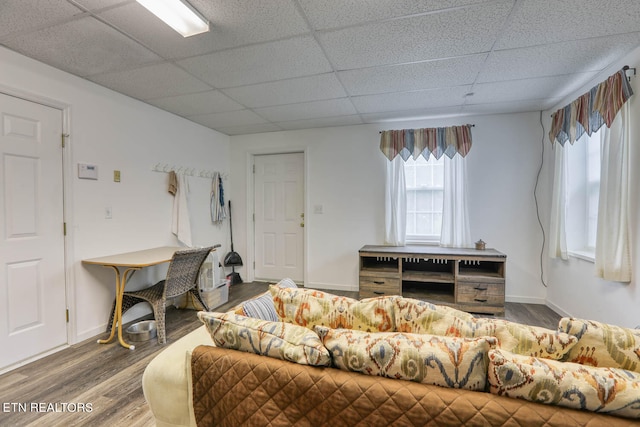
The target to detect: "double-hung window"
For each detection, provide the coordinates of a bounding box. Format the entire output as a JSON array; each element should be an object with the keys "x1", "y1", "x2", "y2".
[
  {"x1": 404, "y1": 156, "x2": 444, "y2": 242},
  {"x1": 566, "y1": 129, "x2": 601, "y2": 258}
]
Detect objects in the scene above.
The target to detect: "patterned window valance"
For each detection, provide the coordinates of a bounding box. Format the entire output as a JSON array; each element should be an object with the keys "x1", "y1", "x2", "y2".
[
  {"x1": 549, "y1": 67, "x2": 633, "y2": 146},
  {"x1": 379, "y1": 124, "x2": 473, "y2": 161}
]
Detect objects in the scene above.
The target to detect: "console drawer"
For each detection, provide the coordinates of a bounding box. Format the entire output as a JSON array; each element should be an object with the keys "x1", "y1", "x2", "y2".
[
  {"x1": 359, "y1": 277, "x2": 401, "y2": 298},
  {"x1": 457, "y1": 282, "x2": 504, "y2": 305}
]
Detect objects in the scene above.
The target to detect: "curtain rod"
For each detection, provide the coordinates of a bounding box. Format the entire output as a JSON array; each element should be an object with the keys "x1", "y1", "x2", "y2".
[{"x1": 379, "y1": 124, "x2": 475, "y2": 134}]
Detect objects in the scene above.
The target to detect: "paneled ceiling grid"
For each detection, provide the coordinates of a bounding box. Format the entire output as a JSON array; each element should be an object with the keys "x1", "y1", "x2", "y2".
[{"x1": 0, "y1": 0, "x2": 638, "y2": 135}]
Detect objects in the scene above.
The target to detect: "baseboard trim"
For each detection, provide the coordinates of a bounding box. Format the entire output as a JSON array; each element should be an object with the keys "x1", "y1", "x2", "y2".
[
  {"x1": 504, "y1": 295, "x2": 547, "y2": 305},
  {"x1": 305, "y1": 282, "x2": 358, "y2": 292},
  {"x1": 544, "y1": 300, "x2": 572, "y2": 318}
]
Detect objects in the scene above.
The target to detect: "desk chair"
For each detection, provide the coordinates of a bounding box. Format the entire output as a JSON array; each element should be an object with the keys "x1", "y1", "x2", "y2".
[{"x1": 107, "y1": 246, "x2": 214, "y2": 344}]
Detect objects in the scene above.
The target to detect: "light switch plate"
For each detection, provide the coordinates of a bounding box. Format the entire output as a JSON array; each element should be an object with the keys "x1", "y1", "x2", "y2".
[{"x1": 78, "y1": 163, "x2": 98, "y2": 180}]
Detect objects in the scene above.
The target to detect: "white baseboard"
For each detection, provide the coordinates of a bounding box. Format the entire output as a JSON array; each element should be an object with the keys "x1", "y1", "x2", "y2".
[
  {"x1": 504, "y1": 295, "x2": 547, "y2": 305},
  {"x1": 544, "y1": 300, "x2": 572, "y2": 318},
  {"x1": 305, "y1": 282, "x2": 359, "y2": 292}
]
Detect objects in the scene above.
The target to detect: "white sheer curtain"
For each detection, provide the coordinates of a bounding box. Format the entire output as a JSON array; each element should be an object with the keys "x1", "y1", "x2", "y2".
[
  {"x1": 384, "y1": 156, "x2": 406, "y2": 246},
  {"x1": 440, "y1": 155, "x2": 471, "y2": 248},
  {"x1": 595, "y1": 102, "x2": 631, "y2": 282},
  {"x1": 548, "y1": 144, "x2": 568, "y2": 260}
]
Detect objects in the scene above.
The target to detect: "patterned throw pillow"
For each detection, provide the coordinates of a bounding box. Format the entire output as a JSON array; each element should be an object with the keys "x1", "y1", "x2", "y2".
[
  {"x1": 558, "y1": 317, "x2": 640, "y2": 373},
  {"x1": 488, "y1": 348, "x2": 640, "y2": 419},
  {"x1": 394, "y1": 297, "x2": 476, "y2": 334},
  {"x1": 197, "y1": 311, "x2": 330, "y2": 366},
  {"x1": 316, "y1": 326, "x2": 496, "y2": 391},
  {"x1": 269, "y1": 285, "x2": 395, "y2": 332},
  {"x1": 240, "y1": 278, "x2": 298, "y2": 321},
  {"x1": 396, "y1": 299, "x2": 576, "y2": 360}
]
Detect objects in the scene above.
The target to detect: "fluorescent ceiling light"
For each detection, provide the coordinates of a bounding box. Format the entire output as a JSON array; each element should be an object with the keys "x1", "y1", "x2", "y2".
[{"x1": 136, "y1": 0, "x2": 209, "y2": 37}]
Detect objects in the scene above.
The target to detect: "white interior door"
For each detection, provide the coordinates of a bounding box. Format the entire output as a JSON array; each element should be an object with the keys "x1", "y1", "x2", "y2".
[
  {"x1": 0, "y1": 93, "x2": 67, "y2": 370},
  {"x1": 254, "y1": 153, "x2": 304, "y2": 282}
]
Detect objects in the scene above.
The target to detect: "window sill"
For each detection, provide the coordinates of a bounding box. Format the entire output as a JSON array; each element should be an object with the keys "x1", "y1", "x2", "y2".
[{"x1": 568, "y1": 250, "x2": 595, "y2": 263}]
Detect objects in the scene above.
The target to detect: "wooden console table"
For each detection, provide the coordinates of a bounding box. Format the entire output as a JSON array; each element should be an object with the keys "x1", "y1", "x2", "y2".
[{"x1": 359, "y1": 245, "x2": 506, "y2": 315}]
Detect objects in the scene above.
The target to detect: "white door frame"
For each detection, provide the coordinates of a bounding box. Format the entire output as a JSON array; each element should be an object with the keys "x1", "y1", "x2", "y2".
[
  {"x1": 244, "y1": 147, "x2": 307, "y2": 285},
  {"x1": 0, "y1": 84, "x2": 75, "y2": 363}
]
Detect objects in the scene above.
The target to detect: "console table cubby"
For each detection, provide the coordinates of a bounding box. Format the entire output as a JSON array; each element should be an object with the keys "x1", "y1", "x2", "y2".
[{"x1": 359, "y1": 245, "x2": 506, "y2": 315}]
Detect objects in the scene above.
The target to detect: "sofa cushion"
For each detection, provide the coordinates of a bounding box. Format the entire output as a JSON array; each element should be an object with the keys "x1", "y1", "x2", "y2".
[
  {"x1": 270, "y1": 285, "x2": 395, "y2": 332},
  {"x1": 239, "y1": 278, "x2": 298, "y2": 321},
  {"x1": 559, "y1": 317, "x2": 640, "y2": 373},
  {"x1": 396, "y1": 300, "x2": 576, "y2": 360},
  {"x1": 315, "y1": 326, "x2": 496, "y2": 391},
  {"x1": 197, "y1": 311, "x2": 330, "y2": 366},
  {"x1": 488, "y1": 348, "x2": 640, "y2": 419}
]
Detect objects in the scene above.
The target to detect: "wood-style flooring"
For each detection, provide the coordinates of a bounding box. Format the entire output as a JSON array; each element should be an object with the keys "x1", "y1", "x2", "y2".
[{"x1": 0, "y1": 282, "x2": 562, "y2": 426}]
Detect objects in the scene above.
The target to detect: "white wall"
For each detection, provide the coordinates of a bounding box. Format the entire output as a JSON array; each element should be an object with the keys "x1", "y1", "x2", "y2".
[
  {"x1": 0, "y1": 46, "x2": 231, "y2": 342},
  {"x1": 542, "y1": 45, "x2": 640, "y2": 328},
  {"x1": 230, "y1": 112, "x2": 547, "y2": 303}
]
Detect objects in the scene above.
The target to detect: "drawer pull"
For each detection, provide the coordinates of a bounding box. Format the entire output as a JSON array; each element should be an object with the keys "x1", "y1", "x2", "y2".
[
  {"x1": 474, "y1": 298, "x2": 488, "y2": 302},
  {"x1": 373, "y1": 281, "x2": 385, "y2": 285},
  {"x1": 374, "y1": 291, "x2": 385, "y2": 295},
  {"x1": 474, "y1": 286, "x2": 487, "y2": 291}
]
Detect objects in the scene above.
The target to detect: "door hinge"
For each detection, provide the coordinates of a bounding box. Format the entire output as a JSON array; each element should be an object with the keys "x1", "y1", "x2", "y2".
[
  {"x1": 253, "y1": 213, "x2": 255, "y2": 222},
  {"x1": 61, "y1": 133, "x2": 69, "y2": 148},
  {"x1": 66, "y1": 309, "x2": 69, "y2": 323},
  {"x1": 63, "y1": 222, "x2": 67, "y2": 236},
  {"x1": 253, "y1": 164, "x2": 255, "y2": 173}
]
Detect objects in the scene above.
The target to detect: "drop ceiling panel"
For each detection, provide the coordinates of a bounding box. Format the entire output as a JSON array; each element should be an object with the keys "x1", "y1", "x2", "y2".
[
  {"x1": 2, "y1": 16, "x2": 161, "y2": 77},
  {"x1": 215, "y1": 123, "x2": 283, "y2": 136},
  {"x1": 89, "y1": 62, "x2": 211, "y2": 100},
  {"x1": 317, "y1": 1, "x2": 513, "y2": 70},
  {"x1": 361, "y1": 106, "x2": 465, "y2": 123},
  {"x1": 495, "y1": 0, "x2": 640, "y2": 50},
  {"x1": 471, "y1": 75, "x2": 596, "y2": 105},
  {"x1": 72, "y1": 0, "x2": 131, "y2": 11},
  {"x1": 177, "y1": 36, "x2": 332, "y2": 88},
  {"x1": 478, "y1": 34, "x2": 640, "y2": 83},
  {"x1": 221, "y1": 74, "x2": 347, "y2": 108},
  {"x1": 146, "y1": 90, "x2": 244, "y2": 117},
  {"x1": 352, "y1": 86, "x2": 472, "y2": 114},
  {"x1": 99, "y1": 0, "x2": 309, "y2": 59},
  {"x1": 339, "y1": 54, "x2": 487, "y2": 96},
  {"x1": 187, "y1": 109, "x2": 267, "y2": 128},
  {"x1": 254, "y1": 98, "x2": 357, "y2": 122},
  {"x1": 0, "y1": 0, "x2": 82, "y2": 38},
  {"x1": 298, "y1": 0, "x2": 495, "y2": 30},
  {"x1": 462, "y1": 99, "x2": 559, "y2": 115},
  {"x1": 276, "y1": 114, "x2": 363, "y2": 131}
]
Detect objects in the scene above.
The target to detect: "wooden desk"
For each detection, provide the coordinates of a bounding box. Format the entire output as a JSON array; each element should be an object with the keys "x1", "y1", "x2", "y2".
[{"x1": 83, "y1": 246, "x2": 183, "y2": 349}]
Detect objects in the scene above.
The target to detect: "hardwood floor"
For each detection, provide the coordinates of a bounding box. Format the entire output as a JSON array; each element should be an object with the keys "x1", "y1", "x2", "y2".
[{"x1": 0, "y1": 282, "x2": 561, "y2": 426}]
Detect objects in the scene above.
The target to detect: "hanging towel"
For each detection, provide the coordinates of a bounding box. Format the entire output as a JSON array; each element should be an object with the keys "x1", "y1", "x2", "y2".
[
  {"x1": 168, "y1": 170, "x2": 178, "y2": 195},
  {"x1": 172, "y1": 173, "x2": 193, "y2": 246}
]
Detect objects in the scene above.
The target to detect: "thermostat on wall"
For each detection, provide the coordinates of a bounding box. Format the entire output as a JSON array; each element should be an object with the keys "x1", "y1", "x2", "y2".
[{"x1": 78, "y1": 163, "x2": 98, "y2": 180}]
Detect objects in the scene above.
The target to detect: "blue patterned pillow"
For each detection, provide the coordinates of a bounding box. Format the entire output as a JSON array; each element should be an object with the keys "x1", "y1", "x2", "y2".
[{"x1": 241, "y1": 278, "x2": 297, "y2": 321}]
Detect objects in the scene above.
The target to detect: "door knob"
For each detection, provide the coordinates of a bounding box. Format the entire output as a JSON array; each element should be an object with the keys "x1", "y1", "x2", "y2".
[{"x1": 300, "y1": 222, "x2": 304, "y2": 228}]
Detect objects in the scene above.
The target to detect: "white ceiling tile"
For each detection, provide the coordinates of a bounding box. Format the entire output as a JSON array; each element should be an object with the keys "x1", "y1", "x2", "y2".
[
  {"x1": 352, "y1": 86, "x2": 472, "y2": 114},
  {"x1": 146, "y1": 90, "x2": 244, "y2": 117},
  {"x1": 479, "y1": 34, "x2": 640, "y2": 83},
  {"x1": 470, "y1": 74, "x2": 598, "y2": 105},
  {"x1": 73, "y1": 0, "x2": 130, "y2": 11},
  {"x1": 214, "y1": 123, "x2": 283, "y2": 136},
  {"x1": 0, "y1": 0, "x2": 83, "y2": 38},
  {"x1": 1, "y1": 16, "x2": 161, "y2": 77},
  {"x1": 495, "y1": 0, "x2": 640, "y2": 50},
  {"x1": 317, "y1": 1, "x2": 513, "y2": 69},
  {"x1": 254, "y1": 98, "x2": 357, "y2": 122},
  {"x1": 339, "y1": 54, "x2": 487, "y2": 96},
  {"x1": 89, "y1": 62, "x2": 211, "y2": 100},
  {"x1": 221, "y1": 74, "x2": 347, "y2": 108},
  {"x1": 299, "y1": 0, "x2": 495, "y2": 30},
  {"x1": 361, "y1": 106, "x2": 465, "y2": 123},
  {"x1": 187, "y1": 109, "x2": 267, "y2": 128},
  {"x1": 99, "y1": 0, "x2": 309, "y2": 59},
  {"x1": 277, "y1": 115, "x2": 363, "y2": 130},
  {"x1": 177, "y1": 36, "x2": 332, "y2": 88},
  {"x1": 461, "y1": 99, "x2": 559, "y2": 115}
]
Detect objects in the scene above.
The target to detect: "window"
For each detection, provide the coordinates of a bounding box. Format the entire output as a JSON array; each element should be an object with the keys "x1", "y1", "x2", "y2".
[
  {"x1": 566, "y1": 129, "x2": 601, "y2": 257},
  {"x1": 404, "y1": 155, "x2": 444, "y2": 242}
]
